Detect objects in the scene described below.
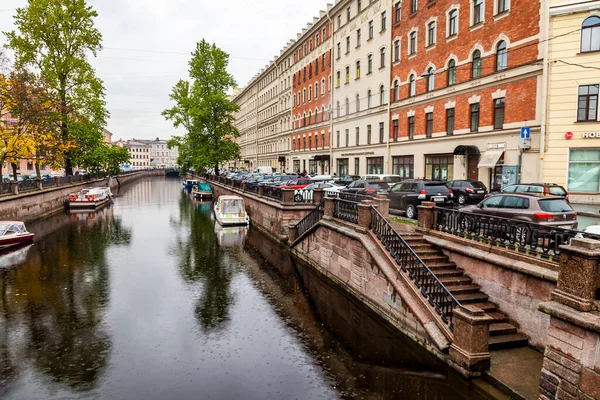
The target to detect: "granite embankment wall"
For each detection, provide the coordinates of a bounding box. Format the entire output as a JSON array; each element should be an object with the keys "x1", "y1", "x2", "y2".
[{"x1": 0, "y1": 171, "x2": 160, "y2": 222}]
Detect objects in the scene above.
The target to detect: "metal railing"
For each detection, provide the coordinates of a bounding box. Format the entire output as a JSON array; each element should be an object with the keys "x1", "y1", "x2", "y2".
[
  {"x1": 334, "y1": 199, "x2": 359, "y2": 224},
  {"x1": 294, "y1": 201, "x2": 324, "y2": 240},
  {"x1": 263, "y1": 185, "x2": 283, "y2": 201},
  {"x1": 294, "y1": 189, "x2": 314, "y2": 203},
  {"x1": 19, "y1": 179, "x2": 37, "y2": 192},
  {"x1": 371, "y1": 207, "x2": 459, "y2": 331},
  {"x1": 339, "y1": 192, "x2": 376, "y2": 203},
  {"x1": 246, "y1": 182, "x2": 259, "y2": 194},
  {"x1": 434, "y1": 207, "x2": 600, "y2": 261},
  {"x1": 232, "y1": 180, "x2": 242, "y2": 189}
]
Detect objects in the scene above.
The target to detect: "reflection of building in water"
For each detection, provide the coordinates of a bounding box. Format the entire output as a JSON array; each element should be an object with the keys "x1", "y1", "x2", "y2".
[
  {"x1": 215, "y1": 225, "x2": 248, "y2": 247},
  {"x1": 117, "y1": 178, "x2": 177, "y2": 206}
]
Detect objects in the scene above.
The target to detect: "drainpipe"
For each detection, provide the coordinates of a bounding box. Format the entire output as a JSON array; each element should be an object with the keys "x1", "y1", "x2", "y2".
[
  {"x1": 255, "y1": 85, "x2": 259, "y2": 172},
  {"x1": 326, "y1": 10, "x2": 335, "y2": 176},
  {"x1": 386, "y1": 28, "x2": 394, "y2": 174},
  {"x1": 538, "y1": 2, "x2": 550, "y2": 182}
]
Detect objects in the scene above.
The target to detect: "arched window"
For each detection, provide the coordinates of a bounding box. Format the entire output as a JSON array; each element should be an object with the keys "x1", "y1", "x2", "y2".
[
  {"x1": 315, "y1": 108, "x2": 319, "y2": 122},
  {"x1": 367, "y1": 90, "x2": 372, "y2": 108},
  {"x1": 345, "y1": 97, "x2": 350, "y2": 114},
  {"x1": 426, "y1": 67, "x2": 435, "y2": 92},
  {"x1": 308, "y1": 111, "x2": 312, "y2": 124},
  {"x1": 321, "y1": 106, "x2": 326, "y2": 121},
  {"x1": 356, "y1": 94, "x2": 361, "y2": 112},
  {"x1": 321, "y1": 78, "x2": 326, "y2": 94},
  {"x1": 380, "y1": 85, "x2": 386, "y2": 105},
  {"x1": 315, "y1": 82, "x2": 319, "y2": 98},
  {"x1": 303, "y1": 113, "x2": 307, "y2": 126},
  {"x1": 472, "y1": 50, "x2": 482, "y2": 78},
  {"x1": 447, "y1": 59, "x2": 456, "y2": 86},
  {"x1": 496, "y1": 41, "x2": 507, "y2": 71},
  {"x1": 581, "y1": 16, "x2": 600, "y2": 52},
  {"x1": 409, "y1": 74, "x2": 416, "y2": 97},
  {"x1": 393, "y1": 79, "x2": 400, "y2": 101}
]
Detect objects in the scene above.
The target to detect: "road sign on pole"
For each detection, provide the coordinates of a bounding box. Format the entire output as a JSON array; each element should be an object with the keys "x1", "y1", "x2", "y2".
[{"x1": 520, "y1": 127, "x2": 531, "y2": 139}]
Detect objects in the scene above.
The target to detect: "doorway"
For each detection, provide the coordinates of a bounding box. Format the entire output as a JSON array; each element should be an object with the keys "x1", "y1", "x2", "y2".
[{"x1": 467, "y1": 154, "x2": 480, "y2": 180}]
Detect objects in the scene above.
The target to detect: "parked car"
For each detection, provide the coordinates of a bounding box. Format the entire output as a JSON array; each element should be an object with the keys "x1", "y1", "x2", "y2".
[
  {"x1": 446, "y1": 180, "x2": 488, "y2": 205},
  {"x1": 462, "y1": 193, "x2": 578, "y2": 229},
  {"x1": 502, "y1": 183, "x2": 569, "y2": 201},
  {"x1": 311, "y1": 174, "x2": 335, "y2": 182},
  {"x1": 360, "y1": 174, "x2": 403, "y2": 184},
  {"x1": 279, "y1": 178, "x2": 313, "y2": 190},
  {"x1": 341, "y1": 179, "x2": 390, "y2": 196},
  {"x1": 388, "y1": 180, "x2": 454, "y2": 219},
  {"x1": 265, "y1": 175, "x2": 298, "y2": 186},
  {"x1": 294, "y1": 182, "x2": 344, "y2": 201},
  {"x1": 334, "y1": 175, "x2": 360, "y2": 187}
]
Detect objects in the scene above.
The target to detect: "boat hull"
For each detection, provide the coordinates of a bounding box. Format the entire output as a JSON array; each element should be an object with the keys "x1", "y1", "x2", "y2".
[
  {"x1": 213, "y1": 207, "x2": 249, "y2": 227},
  {"x1": 0, "y1": 233, "x2": 35, "y2": 249},
  {"x1": 193, "y1": 191, "x2": 213, "y2": 200},
  {"x1": 69, "y1": 197, "x2": 110, "y2": 209}
]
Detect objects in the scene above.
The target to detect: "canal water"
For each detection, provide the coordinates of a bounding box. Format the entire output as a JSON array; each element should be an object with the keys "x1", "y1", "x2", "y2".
[{"x1": 0, "y1": 177, "x2": 487, "y2": 399}]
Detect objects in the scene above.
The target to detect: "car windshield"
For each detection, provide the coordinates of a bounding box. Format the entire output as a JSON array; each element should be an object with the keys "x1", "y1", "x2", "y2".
[
  {"x1": 538, "y1": 199, "x2": 573, "y2": 213},
  {"x1": 383, "y1": 176, "x2": 401, "y2": 183},
  {"x1": 548, "y1": 186, "x2": 567, "y2": 196},
  {"x1": 368, "y1": 182, "x2": 389, "y2": 190}
]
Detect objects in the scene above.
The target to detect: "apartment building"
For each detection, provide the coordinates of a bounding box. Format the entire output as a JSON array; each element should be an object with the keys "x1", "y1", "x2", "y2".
[{"x1": 135, "y1": 137, "x2": 179, "y2": 168}]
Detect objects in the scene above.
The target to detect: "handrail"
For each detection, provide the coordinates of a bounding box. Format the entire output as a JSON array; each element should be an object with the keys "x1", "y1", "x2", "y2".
[
  {"x1": 334, "y1": 198, "x2": 359, "y2": 224},
  {"x1": 293, "y1": 201, "x2": 324, "y2": 242},
  {"x1": 370, "y1": 206, "x2": 460, "y2": 331}
]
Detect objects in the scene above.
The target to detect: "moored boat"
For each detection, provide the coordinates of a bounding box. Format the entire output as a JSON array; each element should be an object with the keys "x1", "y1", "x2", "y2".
[
  {"x1": 213, "y1": 195, "x2": 249, "y2": 226},
  {"x1": 0, "y1": 222, "x2": 35, "y2": 250},
  {"x1": 193, "y1": 183, "x2": 213, "y2": 200},
  {"x1": 183, "y1": 179, "x2": 198, "y2": 190},
  {"x1": 68, "y1": 187, "x2": 112, "y2": 209}
]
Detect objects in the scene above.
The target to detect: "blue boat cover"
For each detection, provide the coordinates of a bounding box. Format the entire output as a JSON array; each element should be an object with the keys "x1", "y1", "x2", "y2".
[{"x1": 198, "y1": 183, "x2": 212, "y2": 192}]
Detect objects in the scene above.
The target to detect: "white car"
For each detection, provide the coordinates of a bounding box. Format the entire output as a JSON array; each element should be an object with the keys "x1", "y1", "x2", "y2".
[
  {"x1": 294, "y1": 182, "x2": 344, "y2": 202},
  {"x1": 360, "y1": 174, "x2": 403, "y2": 184}
]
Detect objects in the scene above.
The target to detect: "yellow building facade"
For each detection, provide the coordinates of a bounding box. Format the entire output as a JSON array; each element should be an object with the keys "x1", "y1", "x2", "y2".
[{"x1": 544, "y1": 0, "x2": 600, "y2": 203}]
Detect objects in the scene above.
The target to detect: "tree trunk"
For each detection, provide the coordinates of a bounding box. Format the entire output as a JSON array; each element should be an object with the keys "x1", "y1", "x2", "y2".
[
  {"x1": 60, "y1": 80, "x2": 73, "y2": 177},
  {"x1": 11, "y1": 163, "x2": 17, "y2": 182},
  {"x1": 0, "y1": 161, "x2": 3, "y2": 183},
  {"x1": 215, "y1": 164, "x2": 219, "y2": 176},
  {"x1": 35, "y1": 161, "x2": 41, "y2": 177}
]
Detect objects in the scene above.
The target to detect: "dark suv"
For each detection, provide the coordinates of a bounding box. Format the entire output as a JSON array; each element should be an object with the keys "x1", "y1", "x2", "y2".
[
  {"x1": 447, "y1": 180, "x2": 488, "y2": 205},
  {"x1": 341, "y1": 179, "x2": 389, "y2": 196},
  {"x1": 388, "y1": 180, "x2": 454, "y2": 219},
  {"x1": 502, "y1": 183, "x2": 569, "y2": 201}
]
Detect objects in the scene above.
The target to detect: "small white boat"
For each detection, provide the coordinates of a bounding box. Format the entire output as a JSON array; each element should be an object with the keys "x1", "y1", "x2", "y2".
[
  {"x1": 0, "y1": 222, "x2": 35, "y2": 250},
  {"x1": 68, "y1": 187, "x2": 112, "y2": 209},
  {"x1": 183, "y1": 179, "x2": 198, "y2": 190},
  {"x1": 213, "y1": 195, "x2": 249, "y2": 226}
]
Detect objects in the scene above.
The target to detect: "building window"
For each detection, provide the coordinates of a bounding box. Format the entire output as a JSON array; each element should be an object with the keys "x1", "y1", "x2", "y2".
[
  {"x1": 356, "y1": 93, "x2": 361, "y2": 112},
  {"x1": 356, "y1": 61, "x2": 361, "y2": 79},
  {"x1": 496, "y1": 41, "x2": 507, "y2": 71},
  {"x1": 577, "y1": 85, "x2": 599, "y2": 122},
  {"x1": 347, "y1": 6, "x2": 351, "y2": 22},
  {"x1": 369, "y1": 20, "x2": 374, "y2": 39},
  {"x1": 308, "y1": 86, "x2": 312, "y2": 101},
  {"x1": 470, "y1": 103, "x2": 480, "y2": 132},
  {"x1": 346, "y1": 36, "x2": 350, "y2": 53},
  {"x1": 337, "y1": 42, "x2": 341, "y2": 58},
  {"x1": 379, "y1": 122, "x2": 384, "y2": 143},
  {"x1": 336, "y1": 101, "x2": 341, "y2": 117},
  {"x1": 427, "y1": 21, "x2": 436, "y2": 47},
  {"x1": 367, "y1": 157, "x2": 384, "y2": 174},
  {"x1": 337, "y1": 158, "x2": 349, "y2": 176},
  {"x1": 448, "y1": 9, "x2": 458, "y2": 36},
  {"x1": 392, "y1": 156, "x2": 414, "y2": 178},
  {"x1": 473, "y1": 0, "x2": 484, "y2": 25},
  {"x1": 303, "y1": 88, "x2": 306, "y2": 103},
  {"x1": 446, "y1": 108, "x2": 455, "y2": 136},
  {"x1": 358, "y1": 0, "x2": 362, "y2": 12},
  {"x1": 425, "y1": 112, "x2": 434, "y2": 137},
  {"x1": 411, "y1": 0, "x2": 418, "y2": 14},
  {"x1": 345, "y1": 97, "x2": 350, "y2": 114},
  {"x1": 472, "y1": 50, "x2": 482, "y2": 78},
  {"x1": 336, "y1": 71, "x2": 341, "y2": 87},
  {"x1": 380, "y1": 47, "x2": 386, "y2": 67},
  {"x1": 568, "y1": 150, "x2": 600, "y2": 192},
  {"x1": 357, "y1": 29, "x2": 361, "y2": 46},
  {"x1": 336, "y1": 131, "x2": 340, "y2": 147},
  {"x1": 494, "y1": 98, "x2": 505, "y2": 129},
  {"x1": 322, "y1": 54, "x2": 326, "y2": 70},
  {"x1": 394, "y1": 40, "x2": 400, "y2": 61},
  {"x1": 337, "y1": 15, "x2": 342, "y2": 28},
  {"x1": 409, "y1": 31, "x2": 417, "y2": 55},
  {"x1": 581, "y1": 16, "x2": 600, "y2": 53},
  {"x1": 395, "y1": 2, "x2": 401, "y2": 23},
  {"x1": 497, "y1": 0, "x2": 508, "y2": 14},
  {"x1": 426, "y1": 155, "x2": 454, "y2": 181},
  {"x1": 321, "y1": 134, "x2": 325, "y2": 148},
  {"x1": 426, "y1": 67, "x2": 435, "y2": 91},
  {"x1": 380, "y1": 85, "x2": 386, "y2": 105},
  {"x1": 345, "y1": 129, "x2": 349, "y2": 147},
  {"x1": 367, "y1": 124, "x2": 372, "y2": 144},
  {"x1": 355, "y1": 127, "x2": 360, "y2": 146},
  {"x1": 393, "y1": 79, "x2": 400, "y2": 101},
  {"x1": 345, "y1": 66, "x2": 350, "y2": 83},
  {"x1": 447, "y1": 59, "x2": 456, "y2": 86},
  {"x1": 368, "y1": 90, "x2": 372, "y2": 108},
  {"x1": 393, "y1": 119, "x2": 399, "y2": 141},
  {"x1": 409, "y1": 74, "x2": 416, "y2": 97},
  {"x1": 315, "y1": 82, "x2": 319, "y2": 98},
  {"x1": 381, "y1": 11, "x2": 387, "y2": 31},
  {"x1": 321, "y1": 78, "x2": 326, "y2": 94},
  {"x1": 367, "y1": 54, "x2": 373, "y2": 73}
]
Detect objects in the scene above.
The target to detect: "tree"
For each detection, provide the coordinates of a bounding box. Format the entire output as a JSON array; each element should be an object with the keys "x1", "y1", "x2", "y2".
[
  {"x1": 163, "y1": 40, "x2": 240, "y2": 175},
  {"x1": 5, "y1": 0, "x2": 108, "y2": 176},
  {"x1": 81, "y1": 144, "x2": 130, "y2": 179}
]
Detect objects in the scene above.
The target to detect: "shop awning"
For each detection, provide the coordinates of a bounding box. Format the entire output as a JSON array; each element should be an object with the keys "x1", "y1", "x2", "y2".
[
  {"x1": 477, "y1": 149, "x2": 504, "y2": 168},
  {"x1": 453, "y1": 145, "x2": 480, "y2": 156}
]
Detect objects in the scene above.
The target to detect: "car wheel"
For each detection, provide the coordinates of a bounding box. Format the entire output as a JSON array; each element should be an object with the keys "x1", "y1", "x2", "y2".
[
  {"x1": 514, "y1": 224, "x2": 531, "y2": 245},
  {"x1": 405, "y1": 204, "x2": 417, "y2": 219},
  {"x1": 457, "y1": 193, "x2": 467, "y2": 205}
]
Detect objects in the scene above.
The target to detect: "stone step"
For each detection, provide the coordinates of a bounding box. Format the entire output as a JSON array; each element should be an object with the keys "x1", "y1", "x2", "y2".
[
  {"x1": 409, "y1": 243, "x2": 435, "y2": 249},
  {"x1": 417, "y1": 254, "x2": 450, "y2": 262},
  {"x1": 429, "y1": 269, "x2": 464, "y2": 278},
  {"x1": 447, "y1": 284, "x2": 481, "y2": 295},
  {"x1": 454, "y1": 292, "x2": 489, "y2": 303},
  {"x1": 488, "y1": 333, "x2": 529, "y2": 350},
  {"x1": 489, "y1": 322, "x2": 518, "y2": 337},
  {"x1": 486, "y1": 311, "x2": 509, "y2": 323},
  {"x1": 468, "y1": 302, "x2": 498, "y2": 312},
  {"x1": 413, "y1": 248, "x2": 444, "y2": 256},
  {"x1": 427, "y1": 261, "x2": 459, "y2": 269},
  {"x1": 438, "y1": 276, "x2": 473, "y2": 287}
]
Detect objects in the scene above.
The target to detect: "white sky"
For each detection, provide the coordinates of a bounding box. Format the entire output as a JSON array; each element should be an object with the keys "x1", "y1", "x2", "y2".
[{"x1": 0, "y1": 0, "x2": 329, "y2": 141}]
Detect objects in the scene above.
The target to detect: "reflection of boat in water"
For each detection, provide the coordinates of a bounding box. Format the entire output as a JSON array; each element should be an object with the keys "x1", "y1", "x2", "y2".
[
  {"x1": 192, "y1": 183, "x2": 213, "y2": 200},
  {"x1": 0, "y1": 243, "x2": 33, "y2": 268},
  {"x1": 0, "y1": 222, "x2": 35, "y2": 250},
  {"x1": 214, "y1": 224, "x2": 248, "y2": 247},
  {"x1": 197, "y1": 200, "x2": 213, "y2": 214},
  {"x1": 213, "y1": 196, "x2": 249, "y2": 226}
]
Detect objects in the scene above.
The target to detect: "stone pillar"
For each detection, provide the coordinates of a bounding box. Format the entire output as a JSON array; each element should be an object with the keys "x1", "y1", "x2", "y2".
[
  {"x1": 241, "y1": 182, "x2": 247, "y2": 192},
  {"x1": 67, "y1": 175, "x2": 73, "y2": 184},
  {"x1": 358, "y1": 200, "x2": 374, "y2": 230},
  {"x1": 552, "y1": 238, "x2": 600, "y2": 312},
  {"x1": 323, "y1": 197, "x2": 335, "y2": 219},
  {"x1": 35, "y1": 179, "x2": 43, "y2": 191},
  {"x1": 258, "y1": 183, "x2": 265, "y2": 197},
  {"x1": 313, "y1": 188, "x2": 324, "y2": 204},
  {"x1": 373, "y1": 195, "x2": 390, "y2": 219},
  {"x1": 288, "y1": 223, "x2": 297, "y2": 242},
  {"x1": 9, "y1": 181, "x2": 18, "y2": 195},
  {"x1": 449, "y1": 305, "x2": 493, "y2": 373},
  {"x1": 417, "y1": 201, "x2": 436, "y2": 234},
  {"x1": 282, "y1": 188, "x2": 295, "y2": 205}
]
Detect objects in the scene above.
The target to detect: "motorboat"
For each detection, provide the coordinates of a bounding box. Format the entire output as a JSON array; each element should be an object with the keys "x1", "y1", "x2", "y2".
[
  {"x1": 213, "y1": 195, "x2": 250, "y2": 226},
  {"x1": 68, "y1": 187, "x2": 112, "y2": 209},
  {"x1": 0, "y1": 222, "x2": 35, "y2": 250},
  {"x1": 193, "y1": 183, "x2": 213, "y2": 200},
  {"x1": 183, "y1": 179, "x2": 198, "y2": 190}
]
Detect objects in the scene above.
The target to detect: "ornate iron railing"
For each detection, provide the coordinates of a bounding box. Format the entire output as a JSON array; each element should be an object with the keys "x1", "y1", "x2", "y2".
[
  {"x1": 339, "y1": 191, "x2": 375, "y2": 203},
  {"x1": 434, "y1": 207, "x2": 600, "y2": 262},
  {"x1": 232, "y1": 180, "x2": 242, "y2": 189},
  {"x1": 294, "y1": 189, "x2": 314, "y2": 203},
  {"x1": 371, "y1": 207, "x2": 459, "y2": 331},
  {"x1": 18, "y1": 179, "x2": 37, "y2": 192},
  {"x1": 224, "y1": 178, "x2": 233, "y2": 186},
  {"x1": 263, "y1": 185, "x2": 283, "y2": 201},
  {"x1": 0, "y1": 183, "x2": 10, "y2": 195},
  {"x1": 246, "y1": 182, "x2": 259, "y2": 194},
  {"x1": 334, "y1": 199, "x2": 359, "y2": 224},
  {"x1": 294, "y1": 201, "x2": 324, "y2": 241}
]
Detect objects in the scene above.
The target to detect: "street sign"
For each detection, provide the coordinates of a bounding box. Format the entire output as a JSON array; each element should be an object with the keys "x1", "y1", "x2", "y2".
[{"x1": 520, "y1": 127, "x2": 531, "y2": 139}]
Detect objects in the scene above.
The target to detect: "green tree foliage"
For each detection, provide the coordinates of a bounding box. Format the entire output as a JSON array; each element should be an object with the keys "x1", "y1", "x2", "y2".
[
  {"x1": 81, "y1": 144, "x2": 130, "y2": 178},
  {"x1": 5, "y1": 0, "x2": 108, "y2": 176},
  {"x1": 163, "y1": 40, "x2": 240, "y2": 175}
]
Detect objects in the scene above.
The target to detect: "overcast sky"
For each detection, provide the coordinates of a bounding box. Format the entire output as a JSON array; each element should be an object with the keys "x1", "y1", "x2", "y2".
[{"x1": 0, "y1": 0, "x2": 329, "y2": 141}]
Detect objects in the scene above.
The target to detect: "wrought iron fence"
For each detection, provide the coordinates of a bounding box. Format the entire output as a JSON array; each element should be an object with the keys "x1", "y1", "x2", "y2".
[
  {"x1": 246, "y1": 182, "x2": 259, "y2": 194},
  {"x1": 224, "y1": 178, "x2": 233, "y2": 186},
  {"x1": 434, "y1": 207, "x2": 600, "y2": 261},
  {"x1": 371, "y1": 207, "x2": 459, "y2": 331},
  {"x1": 294, "y1": 189, "x2": 314, "y2": 203},
  {"x1": 18, "y1": 179, "x2": 37, "y2": 192},
  {"x1": 294, "y1": 201, "x2": 324, "y2": 240},
  {"x1": 263, "y1": 185, "x2": 283, "y2": 201},
  {"x1": 232, "y1": 180, "x2": 242, "y2": 189},
  {"x1": 0, "y1": 183, "x2": 11, "y2": 195},
  {"x1": 338, "y1": 192, "x2": 376, "y2": 203},
  {"x1": 334, "y1": 199, "x2": 359, "y2": 224}
]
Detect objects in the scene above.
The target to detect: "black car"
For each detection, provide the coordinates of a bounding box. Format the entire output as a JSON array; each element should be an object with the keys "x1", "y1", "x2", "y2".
[
  {"x1": 502, "y1": 183, "x2": 569, "y2": 201},
  {"x1": 446, "y1": 180, "x2": 488, "y2": 205},
  {"x1": 388, "y1": 180, "x2": 453, "y2": 219},
  {"x1": 341, "y1": 179, "x2": 389, "y2": 196},
  {"x1": 334, "y1": 175, "x2": 360, "y2": 187},
  {"x1": 265, "y1": 175, "x2": 298, "y2": 186}
]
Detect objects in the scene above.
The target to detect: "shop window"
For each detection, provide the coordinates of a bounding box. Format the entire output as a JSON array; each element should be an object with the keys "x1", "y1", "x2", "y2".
[
  {"x1": 425, "y1": 155, "x2": 454, "y2": 181},
  {"x1": 581, "y1": 16, "x2": 600, "y2": 53},
  {"x1": 470, "y1": 103, "x2": 480, "y2": 132},
  {"x1": 392, "y1": 156, "x2": 414, "y2": 178},
  {"x1": 494, "y1": 98, "x2": 505, "y2": 129},
  {"x1": 367, "y1": 157, "x2": 384, "y2": 174},
  {"x1": 577, "y1": 85, "x2": 599, "y2": 122},
  {"x1": 337, "y1": 158, "x2": 349, "y2": 176},
  {"x1": 568, "y1": 150, "x2": 600, "y2": 192}
]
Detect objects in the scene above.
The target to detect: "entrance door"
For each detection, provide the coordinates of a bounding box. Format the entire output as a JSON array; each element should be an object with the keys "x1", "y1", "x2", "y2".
[{"x1": 467, "y1": 154, "x2": 479, "y2": 180}]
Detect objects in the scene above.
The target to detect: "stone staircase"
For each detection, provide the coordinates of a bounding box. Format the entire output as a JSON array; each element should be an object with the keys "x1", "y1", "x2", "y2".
[{"x1": 402, "y1": 232, "x2": 529, "y2": 351}]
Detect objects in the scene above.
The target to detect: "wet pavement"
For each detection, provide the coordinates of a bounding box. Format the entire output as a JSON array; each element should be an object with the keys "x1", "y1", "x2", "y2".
[{"x1": 0, "y1": 177, "x2": 490, "y2": 399}]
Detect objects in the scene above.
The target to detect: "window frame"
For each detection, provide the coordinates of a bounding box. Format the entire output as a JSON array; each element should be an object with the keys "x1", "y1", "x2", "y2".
[
  {"x1": 426, "y1": 112, "x2": 434, "y2": 138},
  {"x1": 581, "y1": 16, "x2": 600, "y2": 53},
  {"x1": 472, "y1": 50, "x2": 482, "y2": 78},
  {"x1": 496, "y1": 40, "x2": 508, "y2": 71},
  {"x1": 577, "y1": 85, "x2": 599, "y2": 122},
  {"x1": 446, "y1": 108, "x2": 455, "y2": 136},
  {"x1": 427, "y1": 21, "x2": 436, "y2": 47},
  {"x1": 494, "y1": 98, "x2": 505, "y2": 129},
  {"x1": 470, "y1": 103, "x2": 480, "y2": 132}
]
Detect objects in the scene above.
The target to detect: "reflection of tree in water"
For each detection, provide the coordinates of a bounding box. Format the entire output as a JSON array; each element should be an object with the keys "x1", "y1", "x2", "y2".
[
  {"x1": 171, "y1": 193, "x2": 234, "y2": 333},
  {"x1": 0, "y1": 212, "x2": 132, "y2": 394}
]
